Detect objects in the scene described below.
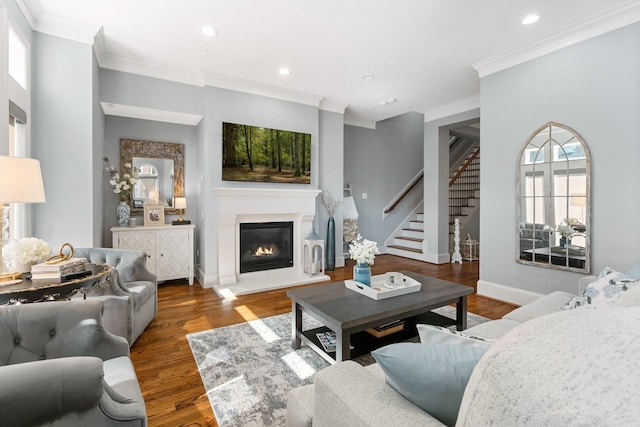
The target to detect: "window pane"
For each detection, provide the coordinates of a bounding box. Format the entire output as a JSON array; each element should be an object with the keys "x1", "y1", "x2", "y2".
[{"x1": 9, "y1": 27, "x2": 27, "y2": 89}]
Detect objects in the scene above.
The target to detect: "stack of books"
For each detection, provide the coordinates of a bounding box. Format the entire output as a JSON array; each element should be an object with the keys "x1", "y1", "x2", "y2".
[
  {"x1": 30, "y1": 258, "x2": 89, "y2": 283},
  {"x1": 366, "y1": 320, "x2": 405, "y2": 338}
]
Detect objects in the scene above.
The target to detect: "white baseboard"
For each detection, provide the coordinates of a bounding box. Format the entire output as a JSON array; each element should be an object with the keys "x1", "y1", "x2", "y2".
[
  {"x1": 476, "y1": 280, "x2": 543, "y2": 306},
  {"x1": 424, "y1": 252, "x2": 451, "y2": 264}
]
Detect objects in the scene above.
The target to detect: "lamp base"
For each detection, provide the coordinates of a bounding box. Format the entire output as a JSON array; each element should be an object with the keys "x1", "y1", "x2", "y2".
[{"x1": 172, "y1": 220, "x2": 191, "y2": 225}]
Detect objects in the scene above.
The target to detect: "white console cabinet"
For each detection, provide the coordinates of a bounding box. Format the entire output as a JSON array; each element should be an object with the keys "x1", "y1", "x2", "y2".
[{"x1": 112, "y1": 224, "x2": 195, "y2": 285}]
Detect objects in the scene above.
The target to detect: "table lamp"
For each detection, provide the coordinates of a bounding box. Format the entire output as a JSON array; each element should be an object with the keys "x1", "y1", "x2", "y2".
[
  {"x1": 172, "y1": 197, "x2": 190, "y2": 225},
  {"x1": 0, "y1": 156, "x2": 46, "y2": 284}
]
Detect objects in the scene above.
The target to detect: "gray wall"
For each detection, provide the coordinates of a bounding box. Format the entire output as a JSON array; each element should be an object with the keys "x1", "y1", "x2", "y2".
[
  {"x1": 32, "y1": 32, "x2": 97, "y2": 249},
  {"x1": 479, "y1": 22, "x2": 640, "y2": 297},
  {"x1": 344, "y1": 112, "x2": 424, "y2": 249},
  {"x1": 92, "y1": 49, "x2": 105, "y2": 246},
  {"x1": 102, "y1": 116, "x2": 199, "y2": 247},
  {"x1": 318, "y1": 110, "x2": 345, "y2": 266},
  {"x1": 100, "y1": 69, "x2": 203, "y2": 116}
]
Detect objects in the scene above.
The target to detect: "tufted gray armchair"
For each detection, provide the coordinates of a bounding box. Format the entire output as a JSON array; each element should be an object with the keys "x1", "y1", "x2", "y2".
[
  {"x1": 0, "y1": 300, "x2": 147, "y2": 426},
  {"x1": 74, "y1": 248, "x2": 157, "y2": 346}
]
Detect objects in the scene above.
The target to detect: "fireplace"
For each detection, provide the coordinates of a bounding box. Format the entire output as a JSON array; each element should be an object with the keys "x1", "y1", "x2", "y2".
[{"x1": 239, "y1": 222, "x2": 294, "y2": 273}]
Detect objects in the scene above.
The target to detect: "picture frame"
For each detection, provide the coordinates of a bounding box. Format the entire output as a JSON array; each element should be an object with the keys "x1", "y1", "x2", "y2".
[
  {"x1": 222, "y1": 122, "x2": 311, "y2": 184},
  {"x1": 143, "y1": 205, "x2": 165, "y2": 226}
]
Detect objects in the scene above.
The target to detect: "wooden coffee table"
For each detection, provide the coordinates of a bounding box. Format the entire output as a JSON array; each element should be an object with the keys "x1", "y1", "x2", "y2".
[{"x1": 286, "y1": 270, "x2": 473, "y2": 364}]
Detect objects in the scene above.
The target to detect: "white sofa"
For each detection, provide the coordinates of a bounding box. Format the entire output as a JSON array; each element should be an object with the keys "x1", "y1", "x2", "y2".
[{"x1": 287, "y1": 268, "x2": 640, "y2": 426}]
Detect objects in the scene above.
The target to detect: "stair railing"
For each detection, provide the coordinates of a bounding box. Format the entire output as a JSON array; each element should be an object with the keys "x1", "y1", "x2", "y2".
[
  {"x1": 448, "y1": 148, "x2": 480, "y2": 225},
  {"x1": 383, "y1": 169, "x2": 424, "y2": 219}
]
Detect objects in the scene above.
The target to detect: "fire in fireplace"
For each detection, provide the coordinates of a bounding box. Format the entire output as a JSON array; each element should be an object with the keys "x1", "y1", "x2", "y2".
[{"x1": 239, "y1": 222, "x2": 294, "y2": 273}]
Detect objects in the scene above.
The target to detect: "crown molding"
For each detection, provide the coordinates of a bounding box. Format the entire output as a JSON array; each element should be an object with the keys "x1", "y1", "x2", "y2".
[
  {"x1": 100, "y1": 102, "x2": 203, "y2": 126},
  {"x1": 201, "y1": 71, "x2": 323, "y2": 107},
  {"x1": 473, "y1": 0, "x2": 640, "y2": 78},
  {"x1": 424, "y1": 96, "x2": 480, "y2": 122},
  {"x1": 319, "y1": 98, "x2": 348, "y2": 114},
  {"x1": 99, "y1": 53, "x2": 205, "y2": 87},
  {"x1": 344, "y1": 114, "x2": 376, "y2": 129},
  {"x1": 19, "y1": 0, "x2": 100, "y2": 44},
  {"x1": 15, "y1": 0, "x2": 39, "y2": 28}
]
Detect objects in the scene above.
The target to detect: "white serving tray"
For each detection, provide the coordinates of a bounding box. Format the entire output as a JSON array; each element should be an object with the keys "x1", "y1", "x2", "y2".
[{"x1": 344, "y1": 273, "x2": 421, "y2": 300}]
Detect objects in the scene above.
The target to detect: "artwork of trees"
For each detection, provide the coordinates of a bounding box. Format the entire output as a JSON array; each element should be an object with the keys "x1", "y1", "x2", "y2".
[{"x1": 222, "y1": 122, "x2": 311, "y2": 184}]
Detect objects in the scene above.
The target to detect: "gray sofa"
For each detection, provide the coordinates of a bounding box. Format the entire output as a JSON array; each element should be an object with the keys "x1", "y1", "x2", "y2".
[
  {"x1": 0, "y1": 300, "x2": 147, "y2": 426},
  {"x1": 74, "y1": 248, "x2": 157, "y2": 346},
  {"x1": 287, "y1": 268, "x2": 640, "y2": 426}
]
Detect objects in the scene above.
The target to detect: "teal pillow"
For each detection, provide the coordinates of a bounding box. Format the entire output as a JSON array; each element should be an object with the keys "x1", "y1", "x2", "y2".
[{"x1": 372, "y1": 342, "x2": 488, "y2": 427}]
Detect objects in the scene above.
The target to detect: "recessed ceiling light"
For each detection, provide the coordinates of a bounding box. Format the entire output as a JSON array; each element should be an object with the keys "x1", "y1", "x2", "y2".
[
  {"x1": 279, "y1": 68, "x2": 291, "y2": 76},
  {"x1": 522, "y1": 15, "x2": 539, "y2": 25},
  {"x1": 361, "y1": 74, "x2": 375, "y2": 81},
  {"x1": 201, "y1": 26, "x2": 218, "y2": 36}
]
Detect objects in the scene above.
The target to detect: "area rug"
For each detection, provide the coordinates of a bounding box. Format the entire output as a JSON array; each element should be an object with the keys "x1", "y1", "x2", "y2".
[{"x1": 187, "y1": 306, "x2": 488, "y2": 427}]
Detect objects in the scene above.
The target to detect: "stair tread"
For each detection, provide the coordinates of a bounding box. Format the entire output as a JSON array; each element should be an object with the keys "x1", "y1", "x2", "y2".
[
  {"x1": 395, "y1": 236, "x2": 423, "y2": 242},
  {"x1": 402, "y1": 228, "x2": 424, "y2": 232},
  {"x1": 388, "y1": 245, "x2": 423, "y2": 254}
]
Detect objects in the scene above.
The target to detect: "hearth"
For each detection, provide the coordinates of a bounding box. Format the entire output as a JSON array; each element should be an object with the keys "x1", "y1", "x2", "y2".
[{"x1": 239, "y1": 222, "x2": 294, "y2": 274}]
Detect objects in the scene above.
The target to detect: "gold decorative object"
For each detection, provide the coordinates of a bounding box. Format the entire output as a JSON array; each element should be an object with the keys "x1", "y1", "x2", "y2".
[{"x1": 46, "y1": 243, "x2": 74, "y2": 264}]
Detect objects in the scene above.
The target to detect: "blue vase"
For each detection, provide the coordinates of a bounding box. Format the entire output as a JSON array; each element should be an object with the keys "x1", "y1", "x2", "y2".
[
  {"x1": 326, "y1": 217, "x2": 335, "y2": 271},
  {"x1": 116, "y1": 201, "x2": 131, "y2": 227},
  {"x1": 353, "y1": 262, "x2": 371, "y2": 286}
]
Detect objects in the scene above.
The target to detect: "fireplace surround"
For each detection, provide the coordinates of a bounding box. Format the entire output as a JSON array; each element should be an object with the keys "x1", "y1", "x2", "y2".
[{"x1": 212, "y1": 187, "x2": 330, "y2": 295}]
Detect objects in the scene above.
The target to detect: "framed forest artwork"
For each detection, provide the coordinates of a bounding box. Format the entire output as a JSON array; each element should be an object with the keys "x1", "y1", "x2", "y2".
[{"x1": 222, "y1": 122, "x2": 311, "y2": 184}]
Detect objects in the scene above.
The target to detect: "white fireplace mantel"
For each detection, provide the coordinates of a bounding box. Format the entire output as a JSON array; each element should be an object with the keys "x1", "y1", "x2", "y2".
[{"x1": 212, "y1": 187, "x2": 328, "y2": 295}]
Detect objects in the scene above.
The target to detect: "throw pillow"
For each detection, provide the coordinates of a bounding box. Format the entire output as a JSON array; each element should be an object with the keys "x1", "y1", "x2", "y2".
[
  {"x1": 372, "y1": 342, "x2": 488, "y2": 427},
  {"x1": 564, "y1": 267, "x2": 640, "y2": 310},
  {"x1": 416, "y1": 324, "x2": 494, "y2": 345}
]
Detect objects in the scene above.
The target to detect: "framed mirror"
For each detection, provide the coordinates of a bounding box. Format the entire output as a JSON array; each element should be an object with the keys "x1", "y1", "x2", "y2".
[
  {"x1": 120, "y1": 139, "x2": 184, "y2": 214},
  {"x1": 516, "y1": 122, "x2": 590, "y2": 273}
]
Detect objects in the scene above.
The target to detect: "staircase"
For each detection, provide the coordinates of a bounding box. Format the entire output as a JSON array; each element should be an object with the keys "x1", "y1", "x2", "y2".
[
  {"x1": 387, "y1": 212, "x2": 425, "y2": 260},
  {"x1": 384, "y1": 147, "x2": 480, "y2": 262},
  {"x1": 448, "y1": 147, "x2": 480, "y2": 242}
]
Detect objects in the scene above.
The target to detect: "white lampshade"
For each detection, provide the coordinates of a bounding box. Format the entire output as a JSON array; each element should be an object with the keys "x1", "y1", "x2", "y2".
[
  {"x1": 0, "y1": 156, "x2": 46, "y2": 203},
  {"x1": 174, "y1": 197, "x2": 187, "y2": 210}
]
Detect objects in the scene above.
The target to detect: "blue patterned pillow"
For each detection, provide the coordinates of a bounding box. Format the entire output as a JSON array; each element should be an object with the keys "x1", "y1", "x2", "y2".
[{"x1": 564, "y1": 267, "x2": 639, "y2": 310}]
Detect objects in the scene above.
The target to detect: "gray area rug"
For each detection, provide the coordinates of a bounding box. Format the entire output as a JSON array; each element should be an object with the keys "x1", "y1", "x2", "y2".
[{"x1": 187, "y1": 306, "x2": 488, "y2": 427}]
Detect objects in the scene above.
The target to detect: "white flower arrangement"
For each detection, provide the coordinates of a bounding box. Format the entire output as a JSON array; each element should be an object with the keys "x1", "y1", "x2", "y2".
[
  {"x1": 349, "y1": 234, "x2": 379, "y2": 265},
  {"x1": 103, "y1": 157, "x2": 139, "y2": 201},
  {"x1": 557, "y1": 217, "x2": 580, "y2": 237},
  {"x1": 4, "y1": 237, "x2": 51, "y2": 264}
]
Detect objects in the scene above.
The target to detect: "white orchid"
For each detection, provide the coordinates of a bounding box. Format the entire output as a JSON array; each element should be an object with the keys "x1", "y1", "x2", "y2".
[
  {"x1": 349, "y1": 234, "x2": 379, "y2": 265},
  {"x1": 103, "y1": 157, "x2": 139, "y2": 201}
]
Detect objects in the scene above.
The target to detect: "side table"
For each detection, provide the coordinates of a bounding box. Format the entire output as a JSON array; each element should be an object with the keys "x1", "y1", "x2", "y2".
[{"x1": 0, "y1": 264, "x2": 113, "y2": 305}]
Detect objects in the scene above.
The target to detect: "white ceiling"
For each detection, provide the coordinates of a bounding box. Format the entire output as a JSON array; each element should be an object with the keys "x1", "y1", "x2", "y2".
[{"x1": 20, "y1": 0, "x2": 640, "y2": 127}]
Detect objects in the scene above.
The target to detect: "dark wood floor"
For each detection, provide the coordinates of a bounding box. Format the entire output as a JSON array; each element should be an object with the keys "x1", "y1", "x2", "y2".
[{"x1": 130, "y1": 254, "x2": 517, "y2": 426}]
